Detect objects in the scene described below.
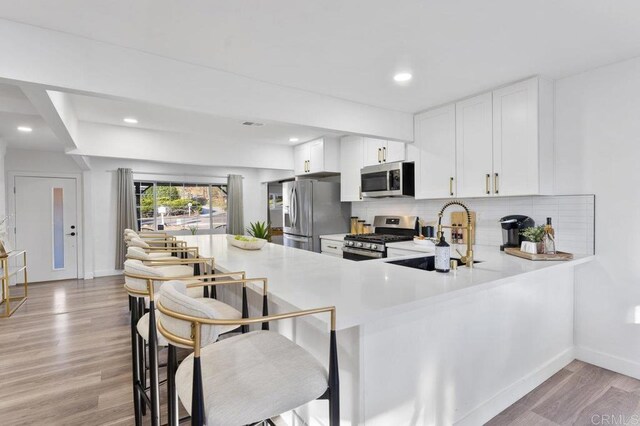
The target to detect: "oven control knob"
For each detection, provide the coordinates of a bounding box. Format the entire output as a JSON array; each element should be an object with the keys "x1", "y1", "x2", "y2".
[
  {"x1": 356, "y1": 242, "x2": 363, "y2": 248},
  {"x1": 371, "y1": 244, "x2": 378, "y2": 250}
]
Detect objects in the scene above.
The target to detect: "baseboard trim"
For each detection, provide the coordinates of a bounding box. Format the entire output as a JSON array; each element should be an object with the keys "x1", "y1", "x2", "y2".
[
  {"x1": 455, "y1": 347, "x2": 575, "y2": 426},
  {"x1": 575, "y1": 345, "x2": 640, "y2": 380},
  {"x1": 93, "y1": 269, "x2": 123, "y2": 278}
]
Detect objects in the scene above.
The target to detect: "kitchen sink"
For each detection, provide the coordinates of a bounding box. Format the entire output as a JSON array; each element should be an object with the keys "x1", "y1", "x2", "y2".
[{"x1": 387, "y1": 256, "x2": 481, "y2": 271}]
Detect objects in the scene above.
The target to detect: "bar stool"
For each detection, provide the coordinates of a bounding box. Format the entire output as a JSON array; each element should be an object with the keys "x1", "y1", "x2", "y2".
[
  {"x1": 124, "y1": 259, "x2": 248, "y2": 426},
  {"x1": 157, "y1": 279, "x2": 339, "y2": 426}
]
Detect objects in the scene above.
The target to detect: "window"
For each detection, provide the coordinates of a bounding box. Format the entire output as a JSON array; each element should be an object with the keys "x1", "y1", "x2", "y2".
[{"x1": 134, "y1": 181, "x2": 227, "y2": 234}]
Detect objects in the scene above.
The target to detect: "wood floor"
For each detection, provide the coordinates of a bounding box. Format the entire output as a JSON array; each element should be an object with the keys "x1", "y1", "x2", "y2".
[{"x1": 1, "y1": 276, "x2": 638, "y2": 426}]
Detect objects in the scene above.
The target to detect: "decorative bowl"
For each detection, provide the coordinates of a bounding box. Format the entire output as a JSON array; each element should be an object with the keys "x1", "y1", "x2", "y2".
[{"x1": 226, "y1": 235, "x2": 267, "y2": 250}]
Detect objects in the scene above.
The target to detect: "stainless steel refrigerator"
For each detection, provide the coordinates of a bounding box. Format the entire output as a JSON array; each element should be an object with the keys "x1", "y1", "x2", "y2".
[{"x1": 283, "y1": 180, "x2": 350, "y2": 252}]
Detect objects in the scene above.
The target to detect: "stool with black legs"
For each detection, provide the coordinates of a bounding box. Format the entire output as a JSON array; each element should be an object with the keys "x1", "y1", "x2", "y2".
[
  {"x1": 157, "y1": 279, "x2": 339, "y2": 426},
  {"x1": 124, "y1": 259, "x2": 247, "y2": 426}
]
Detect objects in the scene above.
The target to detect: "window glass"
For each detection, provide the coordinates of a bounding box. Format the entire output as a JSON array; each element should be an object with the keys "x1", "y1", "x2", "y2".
[{"x1": 134, "y1": 181, "x2": 227, "y2": 234}]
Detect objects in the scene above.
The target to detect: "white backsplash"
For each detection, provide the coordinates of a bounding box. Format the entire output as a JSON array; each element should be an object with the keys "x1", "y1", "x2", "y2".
[{"x1": 351, "y1": 195, "x2": 595, "y2": 255}]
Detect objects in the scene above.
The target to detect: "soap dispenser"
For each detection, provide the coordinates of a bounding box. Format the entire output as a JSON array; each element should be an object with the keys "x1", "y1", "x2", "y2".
[{"x1": 435, "y1": 235, "x2": 451, "y2": 273}]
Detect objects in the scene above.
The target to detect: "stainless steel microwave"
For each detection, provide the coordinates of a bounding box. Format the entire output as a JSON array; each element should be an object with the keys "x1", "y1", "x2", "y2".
[{"x1": 361, "y1": 162, "x2": 415, "y2": 198}]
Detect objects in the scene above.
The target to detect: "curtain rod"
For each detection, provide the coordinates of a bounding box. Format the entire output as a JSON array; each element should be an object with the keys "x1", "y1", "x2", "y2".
[{"x1": 109, "y1": 170, "x2": 243, "y2": 179}]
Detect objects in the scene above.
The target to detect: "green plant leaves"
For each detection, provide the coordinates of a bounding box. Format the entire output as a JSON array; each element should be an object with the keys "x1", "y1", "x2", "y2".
[{"x1": 247, "y1": 221, "x2": 271, "y2": 241}]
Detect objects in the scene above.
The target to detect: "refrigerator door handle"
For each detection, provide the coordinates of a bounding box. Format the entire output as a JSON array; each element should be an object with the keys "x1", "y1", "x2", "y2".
[
  {"x1": 285, "y1": 234, "x2": 310, "y2": 243},
  {"x1": 291, "y1": 186, "x2": 297, "y2": 229}
]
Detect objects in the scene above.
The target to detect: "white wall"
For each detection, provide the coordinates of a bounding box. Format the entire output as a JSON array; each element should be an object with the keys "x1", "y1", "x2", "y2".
[
  {"x1": 4, "y1": 149, "x2": 292, "y2": 278},
  {"x1": 0, "y1": 140, "x2": 6, "y2": 216},
  {"x1": 555, "y1": 56, "x2": 640, "y2": 378}
]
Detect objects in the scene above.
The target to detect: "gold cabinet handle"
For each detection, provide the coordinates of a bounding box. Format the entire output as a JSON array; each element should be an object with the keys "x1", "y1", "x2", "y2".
[
  {"x1": 377, "y1": 148, "x2": 382, "y2": 163},
  {"x1": 304, "y1": 160, "x2": 307, "y2": 173},
  {"x1": 383, "y1": 146, "x2": 387, "y2": 162},
  {"x1": 494, "y1": 173, "x2": 499, "y2": 194},
  {"x1": 449, "y1": 177, "x2": 454, "y2": 196},
  {"x1": 307, "y1": 160, "x2": 310, "y2": 173},
  {"x1": 485, "y1": 174, "x2": 491, "y2": 194}
]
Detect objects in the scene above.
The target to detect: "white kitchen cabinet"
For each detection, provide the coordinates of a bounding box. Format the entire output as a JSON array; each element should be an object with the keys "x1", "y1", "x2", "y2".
[
  {"x1": 320, "y1": 237, "x2": 344, "y2": 257},
  {"x1": 385, "y1": 141, "x2": 406, "y2": 163},
  {"x1": 455, "y1": 92, "x2": 494, "y2": 197},
  {"x1": 294, "y1": 137, "x2": 340, "y2": 176},
  {"x1": 414, "y1": 104, "x2": 457, "y2": 199},
  {"x1": 493, "y1": 78, "x2": 554, "y2": 196},
  {"x1": 294, "y1": 144, "x2": 308, "y2": 175},
  {"x1": 362, "y1": 137, "x2": 405, "y2": 167},
  {"x1": 412, "y1": 77, "x2": 554, "y2": 199},
  {"x1": 340, "y1": 135, "x2": 364, "y2": 201}
]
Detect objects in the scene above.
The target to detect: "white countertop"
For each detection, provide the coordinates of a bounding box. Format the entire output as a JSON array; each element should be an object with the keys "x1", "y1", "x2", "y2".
[
  {"x1": 184, "y1": 235, "x2": 593, "y2": 330},
  {"x1": 319, "y1": 233, "x2": 348, "y2": 241},
  {"x1": 386, "y1": 240, "x2": 435, "y2": 252}
]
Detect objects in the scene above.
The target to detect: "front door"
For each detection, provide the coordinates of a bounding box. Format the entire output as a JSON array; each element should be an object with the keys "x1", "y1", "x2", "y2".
[{"x1": 14, "y1": 176, "x2": 79, "y2": 282}]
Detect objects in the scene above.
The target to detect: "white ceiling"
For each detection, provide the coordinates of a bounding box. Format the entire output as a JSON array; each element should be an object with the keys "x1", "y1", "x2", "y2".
[
  {"x1": 1, "y1": 0, "x2": 639, "y2": 112},
  {"x1": 0, "y1": 83, "x2": 63, "y2": 151},
  {"x1": 67, "y1": 92, "x2": 340, "y2": 145}
]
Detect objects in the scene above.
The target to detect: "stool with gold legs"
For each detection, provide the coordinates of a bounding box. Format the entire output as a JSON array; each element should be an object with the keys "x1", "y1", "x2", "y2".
[{"x1": 0, "y1": 250, "x2": 28, "y2": 318}]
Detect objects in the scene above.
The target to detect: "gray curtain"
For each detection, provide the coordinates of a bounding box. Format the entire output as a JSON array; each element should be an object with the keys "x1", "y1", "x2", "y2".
[
  {"x1": 115, "y1": 168, "x2": 138, "y2": 269},
  {"x1": 226, "y1": 174, "x2": 244, "y2": 235}
]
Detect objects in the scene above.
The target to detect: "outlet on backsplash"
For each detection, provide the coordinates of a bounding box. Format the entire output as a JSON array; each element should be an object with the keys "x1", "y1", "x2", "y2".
[{"x1": 351, "y1": 195, "x2": 595, "y2": 254}]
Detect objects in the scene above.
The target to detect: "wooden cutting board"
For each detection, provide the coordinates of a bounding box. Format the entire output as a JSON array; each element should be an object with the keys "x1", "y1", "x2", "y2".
[{"x1": 504, "y1": 247, "x2": 574, "y2": 261}]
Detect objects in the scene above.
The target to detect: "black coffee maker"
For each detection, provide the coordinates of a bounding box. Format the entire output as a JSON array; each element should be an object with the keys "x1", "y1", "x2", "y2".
[{"x1": 499, "y1": 215, "x2": 535, "y2": 251}]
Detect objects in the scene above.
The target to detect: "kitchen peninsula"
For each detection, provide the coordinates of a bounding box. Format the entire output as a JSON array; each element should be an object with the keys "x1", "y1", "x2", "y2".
[{"x1": 183, "y1": 235, "x2": 593, "y2": 426}]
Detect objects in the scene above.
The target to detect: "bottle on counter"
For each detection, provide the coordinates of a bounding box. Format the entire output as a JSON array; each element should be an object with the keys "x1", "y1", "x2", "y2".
[
  {"x1": 435, "y1": 235, "x2": 451, "y2": 273},
  {"x1": 543, "y1": 218, "x2": 556, "y2": 254}
]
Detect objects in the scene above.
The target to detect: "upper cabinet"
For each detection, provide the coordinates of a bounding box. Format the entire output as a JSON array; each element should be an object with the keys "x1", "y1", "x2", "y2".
[
  {"x1": 414, "y1": 77, "x2": 554, "y2": 199},
  {"x1": 362, "y1": 137, "x2": 406, "y2": 167},
  {"x1": 455, "y1": 92, "x2": 494, "y2": 197},
  {"x1": 414, "y1": 104, "x2": 457, "y2": 199},
  {"x1": 340, "y1": 135, "x2": 364, "y2": 202},
  {"x1": 294, "y1": 137, "x2": 340, "y2": 176}
]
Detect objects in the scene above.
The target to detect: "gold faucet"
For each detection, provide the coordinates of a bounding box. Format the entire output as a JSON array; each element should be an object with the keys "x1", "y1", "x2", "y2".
[{"x1": 435, "y1": 200, "x2": 474, "y2": 268}]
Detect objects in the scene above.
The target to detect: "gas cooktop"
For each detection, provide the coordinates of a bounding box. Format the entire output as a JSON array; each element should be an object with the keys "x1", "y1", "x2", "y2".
[{"x1": 344, "y1": 233, "x2": 414, "y2": 244}]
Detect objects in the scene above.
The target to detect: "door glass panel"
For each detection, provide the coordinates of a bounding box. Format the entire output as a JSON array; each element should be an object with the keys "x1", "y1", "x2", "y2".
[
  {"x1": 52, "y1": 187, "x2": 64, "y2": 269},
  {"x1": 361, "y1": 171, "x2": 388, "y2": 192}
]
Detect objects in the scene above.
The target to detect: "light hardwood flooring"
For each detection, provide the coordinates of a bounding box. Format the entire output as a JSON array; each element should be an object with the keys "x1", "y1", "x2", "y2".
[{"x1": 1, "y1": 276, "x2": 638, "y2": 426}]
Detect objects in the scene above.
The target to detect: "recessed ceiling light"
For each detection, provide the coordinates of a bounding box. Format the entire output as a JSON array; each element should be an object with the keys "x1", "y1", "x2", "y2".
[
  {"x1": 393, "y1": 72, "x2": 412, "y2": 83},
  {"x1": 17, "y1": 126, "x2": 32, "y2": 133},
  {"x1": 123, "y1": 117, "x2": 138, "y2": 124},
  {"x1": 289, "y1": 137, "x2": 299, "y2": 142}
]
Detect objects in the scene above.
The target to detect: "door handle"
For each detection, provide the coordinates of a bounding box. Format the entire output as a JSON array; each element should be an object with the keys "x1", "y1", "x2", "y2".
[
  {"x1": 494, "y1": 173, "x2": 499, "y2": 194},
  {"x1": 449, "y1": 177, "x2": 454, "y2": 196},
  {"x1": 307, "y1": 160, "x2": 310, "y2": 173},
  {"x1": 66, "y1": 232, "x2": 76, "y2": 236},
  {"x1": 382, "y1": 146, "x2": 387, "y2": 162},
  {"x1": 377, "y1": 148, "x2": 382, "y2": 163},
  {"x1": 485, "y1": 174, "x2": 491, "y2": 195},
  {"x1": 359, "y1": 185, "x2": 362, "y2": 200}
]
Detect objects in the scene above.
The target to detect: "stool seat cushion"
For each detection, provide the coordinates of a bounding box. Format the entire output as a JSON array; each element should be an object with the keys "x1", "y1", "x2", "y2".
[
  {"x1": 175, "y1": 331, "x2": 328, "y2": 426},
  {"x1": 138, "y1": 299, "x2": 241, "y2": 347}
]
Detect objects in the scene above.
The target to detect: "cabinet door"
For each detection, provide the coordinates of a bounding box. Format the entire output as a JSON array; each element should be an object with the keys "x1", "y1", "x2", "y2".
[
  {"x1": 414, "y1": 104, "x2": 457, "y2": 199},
  {"x1": 340, "y1": 136, "x2": 364, "y2": 201},
  {"x1": 293, "y1": 144, "x2": 309, "y2": 175},
  {"x1": 363, "y1": 138, "x2": 384, "y2": 167},
  {"x1": 455, "y1": 92, "x2": 493, "y2": 197},
  {"x1": 307, "y1": 139, "x2": 325, "y2": 173},
  {"x1": 493, "y1": 78, "x2": 538, "y2": 196},
  {"x1": 384, "y1": 141, "x2": 406, "y2": 163}
]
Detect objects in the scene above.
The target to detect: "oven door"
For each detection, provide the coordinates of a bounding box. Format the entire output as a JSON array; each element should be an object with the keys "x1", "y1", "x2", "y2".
[{"x1": 342, "y1": 246, "x2": 385, "y2": 261}]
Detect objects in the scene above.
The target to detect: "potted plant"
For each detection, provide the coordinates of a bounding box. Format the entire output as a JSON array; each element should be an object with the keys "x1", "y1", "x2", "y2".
[
  {"x1": 520, "y1": 225, "x2": 546, "y2": 253},
  {"x1": 246, "y1": 221, "x2": 271, "y2": 242}
]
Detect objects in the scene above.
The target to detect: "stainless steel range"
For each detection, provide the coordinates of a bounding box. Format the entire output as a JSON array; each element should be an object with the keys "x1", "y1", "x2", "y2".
[{"x1": 343, "y1": 215, "x2": 417, "y2": 261}]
